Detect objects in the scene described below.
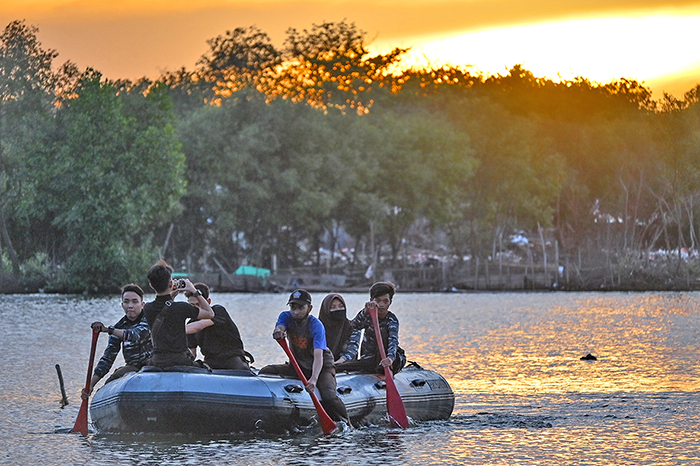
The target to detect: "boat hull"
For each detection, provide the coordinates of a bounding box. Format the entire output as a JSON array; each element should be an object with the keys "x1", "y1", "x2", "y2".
[{"x1": 90, "y1": 364, "x2": 454, "y2": 434}]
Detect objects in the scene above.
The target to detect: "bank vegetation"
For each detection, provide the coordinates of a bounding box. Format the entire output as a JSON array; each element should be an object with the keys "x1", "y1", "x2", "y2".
[{"x1": 2, "y1": 20, "x2": 700, "y2": 293}]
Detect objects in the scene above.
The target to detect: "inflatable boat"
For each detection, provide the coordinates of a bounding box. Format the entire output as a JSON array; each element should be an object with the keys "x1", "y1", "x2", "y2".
[{"x1": 89, "y1": 362, "x2": 454, "y2": 434}]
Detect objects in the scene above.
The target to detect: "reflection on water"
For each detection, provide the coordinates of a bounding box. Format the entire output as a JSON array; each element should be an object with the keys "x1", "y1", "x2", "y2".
[
  {"x1": 403, "y1": 292, "x2": 700, "y2": 395},
  {"x1": 2, "y1": 291, "x2": 700, "y2": 465}
]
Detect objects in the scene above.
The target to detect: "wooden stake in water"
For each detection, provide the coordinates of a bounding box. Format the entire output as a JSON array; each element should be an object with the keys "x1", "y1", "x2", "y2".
[{"x1": 55, "y1": 364, "x2": 69, "y2": 407}]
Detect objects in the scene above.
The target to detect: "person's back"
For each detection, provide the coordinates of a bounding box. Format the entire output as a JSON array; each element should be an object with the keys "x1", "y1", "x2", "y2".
[
  {"x1": 144, "y1": 295, "x2": 198, "y2": 366},
  {"x1": 186, "y1": 283, "x2": 250, "y2": 370},
  {"x1": 144, "y1": 260, "x2": 214, "y2": 367}
]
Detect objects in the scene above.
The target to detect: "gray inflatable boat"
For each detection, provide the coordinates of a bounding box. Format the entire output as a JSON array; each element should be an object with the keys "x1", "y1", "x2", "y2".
[{"x1": 90, "y1": 362, "x2": 454, "y2": 434}]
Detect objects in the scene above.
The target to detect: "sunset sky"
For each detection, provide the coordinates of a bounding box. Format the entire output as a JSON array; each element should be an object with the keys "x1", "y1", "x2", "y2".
[{"x1": 1, "y1": 0, "x2": 700, "y2": 98}]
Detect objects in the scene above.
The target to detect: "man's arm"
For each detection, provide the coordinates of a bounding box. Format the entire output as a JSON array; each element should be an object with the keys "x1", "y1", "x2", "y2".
[
  {"x1": 349, "y1": 309, "x2": 368, "y2": 330},
  {"x1": 92, "y1": 334, "x2": 121, "y2": 380},
  {"x1": 306, "y1": 348, "x2": 324, "y2": 393},
  {"x1": 83, "y1": 323, "x2": 121, "y2": 398},
  {"x1": 385, "y1": 315, "x2": 400, "y2": 361},
  {"x1": 272, "y1": 324, "x2": 286, "y2": 340},
  {"x1": 194, "y1": 295, "x2": 214, "y2": 319},
  {"x1": 186, "y1": 319, "x2": 214, "y2": 334},
  {"x1": 120, "y1": 319, "x2": 151, "y2": 343},
  {"x1": 337, "y1": 329, "x2": 362, "y2": 363},
  {"x1": 180, "y1": 279, "x2": 215, "y2": 319}
]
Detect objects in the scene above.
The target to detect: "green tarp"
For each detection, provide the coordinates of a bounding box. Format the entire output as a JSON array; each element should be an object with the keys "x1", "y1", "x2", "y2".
[{"x1": 234, "y1": 266, "x2": 270, "y2": 285}]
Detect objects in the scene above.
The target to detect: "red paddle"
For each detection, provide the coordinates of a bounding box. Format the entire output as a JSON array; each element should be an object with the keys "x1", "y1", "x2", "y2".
[
  {"x1": 71, "y1": 328, "x2": 100, "y2": 435},
  {"x1": 366, "y1": 305, "x2": 409, "y2": 428},
  {"x1": 276, "y1": 337, "x2": 338, "y2": 435}
]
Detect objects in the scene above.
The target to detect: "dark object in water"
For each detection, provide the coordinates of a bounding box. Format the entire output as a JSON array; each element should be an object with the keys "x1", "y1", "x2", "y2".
[
  {"x1": 55, "y1": 364, "x2": 69, "y2": 407},
  {"x1": 580, "y1": 353, "x2": 598, "y2": 361}
]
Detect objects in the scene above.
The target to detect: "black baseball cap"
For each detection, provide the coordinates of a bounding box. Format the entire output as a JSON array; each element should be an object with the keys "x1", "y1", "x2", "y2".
[{"x1": 287, "y1": 289, "x2": 312, "y2": 305}]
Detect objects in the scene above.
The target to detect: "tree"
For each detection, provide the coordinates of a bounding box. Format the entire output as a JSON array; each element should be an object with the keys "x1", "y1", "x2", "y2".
[
  {"x1": 274, "y1": 21, "x2": 406, "y2": 111},
  {"x1": 21, "y1": 70, "x2": 185, "y2": 292},
  {"x1": 197, "y1": 25, "x2": 281, "y2": 100},
  {"x1": 354, "y1": 104, "x2": 477, "y2": 265},
  {"x1": 0, "y1": 20, "x2": 61, "y2": 277},
  {"x1": 176, "y1": 88, "x2": 353, "y2": 270}
]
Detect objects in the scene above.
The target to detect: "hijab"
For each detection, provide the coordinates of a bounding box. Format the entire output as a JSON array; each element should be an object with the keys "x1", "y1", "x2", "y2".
[{"x1": 318, "y1": 293, "x2": 354, "y2": 358}]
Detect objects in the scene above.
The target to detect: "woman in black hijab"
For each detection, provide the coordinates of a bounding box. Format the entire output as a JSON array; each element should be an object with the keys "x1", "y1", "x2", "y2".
[{"x1": 318, "y1": 293, "x2": 360, "y2": 364}]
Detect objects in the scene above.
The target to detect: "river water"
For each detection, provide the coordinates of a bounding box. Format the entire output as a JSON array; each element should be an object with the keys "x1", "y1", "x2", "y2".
[{"x1": 1, "y1": 291, "x2": 699, "y2": 465}]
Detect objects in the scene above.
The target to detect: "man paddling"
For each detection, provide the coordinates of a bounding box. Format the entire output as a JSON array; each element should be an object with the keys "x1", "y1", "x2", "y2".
[
  {"x1": 336, "y1": 281, "x2": 406, "y2": 375},
  {"x1": 259, "y1": 289, "x2": 349, "y2": 423},
  {"x1": 81, "y1": 283, "x2": 153, "y2": 399}
]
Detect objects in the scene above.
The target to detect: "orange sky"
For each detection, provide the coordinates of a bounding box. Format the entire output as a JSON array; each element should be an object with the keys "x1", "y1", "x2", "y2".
[{"x1": 2, "y1": 0, "x2": 700, "y2": 98}]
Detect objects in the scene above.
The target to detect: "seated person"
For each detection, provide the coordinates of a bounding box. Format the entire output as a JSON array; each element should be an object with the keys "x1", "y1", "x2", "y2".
[
  {"x1": 186, "y1": 282, "x2": 251, "y2": 370},
  {"x1": 318, "y1": 292, "x2": 361, "y2": 364},
  {"x1": 259, "y1": 289, "x2": 349, "y2": 422},
  {"x1": 143, "y1": 260, "x2": 214, "y2": 367},
  {"x1": 336, "y1": 281, "x2": 406, "y2": 375},
  {"x1": 81, "y1": 283, "x2": 153, "y2": 399}
]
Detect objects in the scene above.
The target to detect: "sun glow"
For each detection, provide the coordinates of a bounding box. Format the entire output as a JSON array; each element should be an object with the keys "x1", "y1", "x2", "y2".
[{"x1": 380, "y1": 12, "x2": 700, "y2": 94}]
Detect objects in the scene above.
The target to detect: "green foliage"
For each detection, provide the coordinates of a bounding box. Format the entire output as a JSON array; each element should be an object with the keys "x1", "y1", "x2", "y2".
[
  {"x1": 6, "y1": 19, "x2": 700, "y2": 292},
  {"x1": 0, "y1": 20, "x2": 63, "y2": 277},
  {"x1": 352, "y1": 105, "x2": 477, "y2": 262},
  {"x1": 19, "y1": 251, "x2": 51, "y2": 282},
  {"x1": 17, "y1": 70, "x2": 185, "y2": 292}
]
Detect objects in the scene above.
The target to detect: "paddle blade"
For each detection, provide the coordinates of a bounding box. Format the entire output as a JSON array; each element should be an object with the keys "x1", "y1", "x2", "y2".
[
  {"x1": 71, "y1": 399, "x2": 89, "y2": 435},
  {"x1": 313, "y1": 395, "x2": 339, "y2": 435},
  {"x1": 384, "y1": 367, "x2": 410, "y2": 428}
]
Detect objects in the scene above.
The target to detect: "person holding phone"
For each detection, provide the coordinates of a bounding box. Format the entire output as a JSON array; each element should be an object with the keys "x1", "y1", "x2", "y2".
[{"x1": 143, "y1": 260, "x2": 214, "y2": 368}]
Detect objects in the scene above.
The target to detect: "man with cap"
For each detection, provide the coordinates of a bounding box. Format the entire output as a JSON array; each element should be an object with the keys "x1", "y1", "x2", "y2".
[{"x1": 258, "y1": 289, "x2": 349, "y2": 423}]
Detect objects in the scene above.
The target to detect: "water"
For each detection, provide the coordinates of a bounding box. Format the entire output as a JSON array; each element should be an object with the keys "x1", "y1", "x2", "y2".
[{"x1": 1, "y1": 291, "x2": 699, "y2": 465}]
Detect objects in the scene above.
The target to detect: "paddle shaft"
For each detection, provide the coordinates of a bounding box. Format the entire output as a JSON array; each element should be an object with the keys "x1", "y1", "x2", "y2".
[
  {"x1": 276, "y1": 337, "x2": 337, "y2": 435},
  {"x1": 71, "y1": 329, "x2": 100, "y2": 435},
  {"x1": 367, "y1": 305, "x2": 409, "y2": 428}
]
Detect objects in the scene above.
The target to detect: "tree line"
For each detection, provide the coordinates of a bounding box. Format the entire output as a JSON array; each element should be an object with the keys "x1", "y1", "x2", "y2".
[{"x1": 1, "y1": 19, "x2": 700, "y2": 293}]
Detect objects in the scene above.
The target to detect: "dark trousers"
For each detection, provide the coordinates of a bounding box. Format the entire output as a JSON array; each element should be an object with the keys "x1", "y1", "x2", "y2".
[
  {"x1": 259, "y1": 362, "x2": 348, "y2": 422},
  {"x1": 336, "y1": 354, "x2": 405, "y2": 375},
  {"x1": 104, "y1": 364, "x2": 140, "y2": 384},
  {"x1": 205, "y1": 354, "x2": 250, "y2": 371},
  {"x1": 149, "y1": 351, "x2": 196, "y2": 368}
]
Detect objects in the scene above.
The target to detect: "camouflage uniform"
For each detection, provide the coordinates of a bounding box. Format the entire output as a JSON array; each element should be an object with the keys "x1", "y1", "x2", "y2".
[
  {"x1": 337, "y1": 309, "x2": 406, "y2": 374},
  {"x1": 93, "y1": 311, "x2": 153, "y2": 384}
]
